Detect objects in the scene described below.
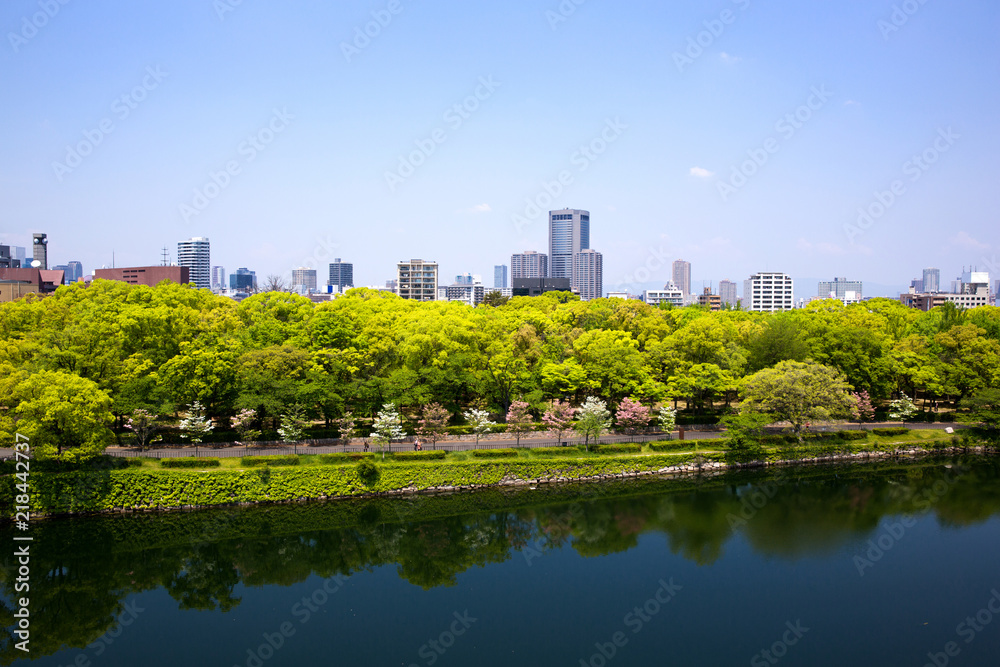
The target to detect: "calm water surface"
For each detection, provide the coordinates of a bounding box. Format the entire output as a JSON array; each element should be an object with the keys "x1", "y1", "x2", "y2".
[{"x1": 4, "y1": 457, "x2": 1000, "y2": 666}]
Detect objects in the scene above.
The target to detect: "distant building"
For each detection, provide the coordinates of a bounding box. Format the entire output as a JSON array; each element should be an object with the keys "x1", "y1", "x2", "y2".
[
  {"x1": 385, "y1": 279, "x2": 398, "y2": 293},
  {"x1": 511, "y1": 251, "x2": 548, "y2": 278},
  {"x1": 572, "y1": 249, "x2": 603, "y2": 301},
  {"x1": 719, "y1": 280, "x2": 738, "y2": 308},
  {"x1": 512, "y1": 277, "x2": 572, "y2": 297},
  {"x1": 446, "y1": 283, "x2": 486, "y2": 306},
  {"x1": 744, "y1": 272, "x2": 794, "y2": 311},
  {"x1": 818, "y1": 277, "x2": 863, "y2": 305},
  {"x1": 643, "y1": 284, "x2": 684, "y2": 308},
  {"x1": 328, "y1": 258, "x2": 354, "y2": 290},
  {"x1": 910, "y1": 279, "x2": 924, "y2": 293},
  {"x1": 230, "y1": 267, "x2": 256, "y2": 291},
  {"x1": 292, "y1": 267, "x2": 317, "y2": 292},
  {"x1": 95, "y1": 266, "x2": 190, "y2": 287},
  {"x1": 11, "y1": 247, "x2": 27, "y2": 266},
  {"x1": 455, "y1": 273, "x2": 475, "y2": 285},
  {"x1": 1, "y1": 245, "x2": 22, "y2": 269},
  {"x1": 32, "y1": 233, "x2": 48, "y2": 270},
  {"x1": 697, "y1": 287, "x2": 722, "y2": 311},
  {"x1": 177, "y1": 237, "x2": 211, "y2": 290},
  {"x1": 549, "y1": 209, "x2": 589, "y2": 281},
  {"x1": 211, "y1": 266, "x2": 226, "y2": 291},
  {"x1": 901, "y1": 271, "x2": 991, "y2": 311},
  {"x1": 397, "y1": 259, "x2": 438, "y2": 301},
  {"x1": 494, "y1": 265, "x2": 508, "y2": 289},
  {"x1": 66, "y1": 261, "x2": 83, "y2": 282},
  {"x1": 671, "y1": 260, "x2": 691, "y2": 296},
  {"x1": 923, "y1": 268, "x2": 941, "y2": 293}
]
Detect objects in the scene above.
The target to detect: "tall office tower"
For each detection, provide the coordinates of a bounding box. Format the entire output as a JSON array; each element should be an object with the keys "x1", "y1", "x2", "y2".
[
  {"x1": 230, "y1": 267, "x2": 256, "y2": 291},
  {"x1": 494, "y1": 265, "x2": 508, "y2": 289},
  {"x1": 292, "y1": 267, "x2": 318, "y2": 292},
  {"x1": 177, "y1": 237, "x2": 211, "y2": 289},
  {"x1": 511, "y1": 251, "x2": 548, "y2": 278},
  {"x1": 397, "y1": 259, "x2": 438, "y2": 301},
  {"x1": 32, "y1": 233, "x2": 48, "y2": 269},
  {"x1": 923, "y1": 268, "x2": 941, "y2": 293},
  {"x1": 572, "y1": 249, "x2": 603, "y2": 301},
  {"x1": 719, "y1": 280, "x2": 738, "y2": 308},
  {"x1": 910, "y1": 279, "x2": 924, "y2": 293},
  {"x1": 328, "y1": 258, "x2": 354, "y2": 289},
  {"x1": 12, "y1": 247, "x2": 27, "y2": 266},
  {"x1": 211, "y1": 266, "x2": 226, "y2": 291},
  {"x1": 66, "y1": 261, "x2": 83, "y2": 282},
  {"x1": 455, "y1": 273, "x2": 474, "y2": 285},
  {"x1": 743, "y1": 272, "x2": 794, "y2": 311},
  {"x1": 671, "y1": 260, "x2": 691, "y2": 296},
  {"x1": 818, "y1": 277, "x2": 863, "y2": 301},
  {"x1": 548, "y1": 209, "x2": 590, "y2": 280}
]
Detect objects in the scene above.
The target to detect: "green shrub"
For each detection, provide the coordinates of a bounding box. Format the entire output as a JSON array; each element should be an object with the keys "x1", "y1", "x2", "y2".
[
  {"x1": 356, "y1": 459, "x2": 380, "y2": 487},
  {"x1": 391, "y1": 450, "x2": 447, "y2": 461},
  {"x1": 318, "y1": 452, "x2": 375, "y2": 464},
  {"x1": 240, "y1": 455, "x2": 301, "y2": 467},
  {"x1": 650, "y1": 439, "x2": 717, "y2": 451},
  {"x1": 161, "y1": 457, "x2": 222, "y2": 468},
  {"x1": 836, "y1": 430, "x2": 869, "y2": 441},
  {"x1": 872, "y1": 427, "x2": 911, "y2": 437},
  {"x1": 592, "y1": 443, "x2": 641, "y2": 454},
  {"x1": 530, "y1": 446, "x2": 587, "y2": 456},
  {"x1": 470, "y1": 449, "x2": 518, "y2": 458}
]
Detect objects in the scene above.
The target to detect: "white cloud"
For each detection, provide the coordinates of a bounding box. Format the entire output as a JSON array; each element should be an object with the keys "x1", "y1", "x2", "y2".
[
  {"x1": 843, "y1": 100, "x2": 861, "y2": 107},
  {"x1": 950, "y1": 231, "x2": 990, "y2": 251},
  {"x1": 719, "y1": 52, "x2": 741, "y2": 65},
  {"x1": 689, "y1": 166, "x2": 714, "y2": 179}
]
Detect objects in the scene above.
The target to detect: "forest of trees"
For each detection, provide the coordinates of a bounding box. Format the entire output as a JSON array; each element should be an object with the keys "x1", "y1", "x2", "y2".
[{"x1": 0, "y1": 279, "x2": 998, "y2": 457}]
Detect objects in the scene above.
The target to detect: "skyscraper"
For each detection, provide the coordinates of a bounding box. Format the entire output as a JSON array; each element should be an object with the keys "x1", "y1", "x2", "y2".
[
  {"x1": 230, "y1": 267, "x2": 256, "y2": 291},
  {"x1": 211, "y1": 266, "x2": 226, "y2": 291},
  {"x1": 292, "y1": 267, "x2": 318, "y2": 292},
  {"x1": 328, "y1": 258, "x2": 354, "y2": 290},
  {"x1": 548, "y1": 209, "x2": 590, "y2": 280},
  {"x1": 511, "y1": 251, "x2": 548, "y2": 278},
  {"x1": 66, "y1": 261, "x2": 83, "y2": 282},
  {"x1": 494, "y1": 265, "x2": 508, "y2": 289},
  {"x1": 573, "y1": 249, "x2": 603, "y2": 301},
  {"x1": 719, "y1": 280, "x2": 738, "y2": 308},
  {"x1": 923, "y1": 268, "x2": 941, "y2": 293},
  {"x1": 32, "y1": 233, "x2": 48, "y2": 270},
  {"x1": 671, "y1": 260, "x2": 691, "y2": 296},
  {"x1": 177, "y1": 237, "x2": 211, "y2": 289}
]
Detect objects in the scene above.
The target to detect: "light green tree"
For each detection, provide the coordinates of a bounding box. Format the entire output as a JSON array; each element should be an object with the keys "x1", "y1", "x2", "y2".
[
  {"x1": 575, "y1": 396, "x2": 611, "y2": 450},
  {"x1": 278, "y1": 404, "x2": 308, "y2": 443}
]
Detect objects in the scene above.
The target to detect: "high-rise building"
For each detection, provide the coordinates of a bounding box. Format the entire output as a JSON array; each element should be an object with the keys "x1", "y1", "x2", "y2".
[
  {"x1": 328, "y1": 258, "x2": 354, "y2": 290},
  {"x1": 572, "y1": 249, "x2": 603, "y2": 301},
  {"x1": 818, "y1": 277, "x2": 863, "y2": 303},
  {"x1": 455, "y1": 273, "x2": 474, "y2": 285},
  {"x1": 671, "y1": 260, "x2": 691, "y2": 296},
  {"x1": 910, "y1": 279, "x2": 924, "y2": 293},
  {"x1": 494, "y1": 265, "x2": 508, "y2": 289},
  {"x1": 719, "y1": 280, "x2": 738, "y2": 308},
  {"x1": 211, "y1": 266, "x2": 226, "y2": 291},
  {"x1": 177, "y1": 237, "x2": 211, "y2": 289},
  {"x1": 32, "y1": 233, "x2": 48, "y2": 270},
  {"x1": 0, "y1": 245, "x2": 21, "y2": 269},
  {"x1": 397, "y1": 259, "x2": 438, "y2": 301},
  {"x1": 744, "y1": 272, "x2": 794, "y2": 311},
  {"x1": 11, "y1": 247, "x2": 27, "y2": 266},
  {"x1": 923, "y1": 268, "x2": 941, "y2": 293},
  {"x1": 230, "y1": 267, "x2": 256, "y2": 291},
  {"x1": 292, "y1": 268, "x2": 318, "y2": 292},
  {"x1": 548, "y1": 209, "x2": 590, "y2": 281},
  {"x1": 511, "y1": 251, "x2": 548, "y2": 278},
  {"x1": 512, "y1": 277, "x2": 572, "y2": 297},
  {"x1": 66, "y1": 261, "x2": 83, "y2": 282}
]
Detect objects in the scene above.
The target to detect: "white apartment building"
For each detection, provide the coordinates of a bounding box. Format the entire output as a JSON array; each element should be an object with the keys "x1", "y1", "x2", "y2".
[
  {"x1": 397, "y1": 259, "x2": 438, "y2": 301},
  {"x1": 744, "y1": 272, "x2": 794, "y2": 311}
]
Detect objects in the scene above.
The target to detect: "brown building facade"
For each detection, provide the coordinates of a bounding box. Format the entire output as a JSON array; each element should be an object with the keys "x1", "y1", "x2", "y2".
[{"x1": 94, "y1": 266, "x2": 190, "y2": 287}]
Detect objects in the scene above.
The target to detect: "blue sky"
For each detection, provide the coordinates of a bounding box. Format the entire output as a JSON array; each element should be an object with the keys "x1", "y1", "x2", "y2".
[{"x1": 1, "y1": 0, "x2": 998, "y2": 298}]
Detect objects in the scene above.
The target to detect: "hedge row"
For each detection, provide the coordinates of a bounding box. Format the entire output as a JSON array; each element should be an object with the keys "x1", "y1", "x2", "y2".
[
  {"x1": 318, "y1": 453, "x2": 375, "y2": 464},
  {"x1": 240, "y1": 455, "x2": 301, "y2": 467},
  {"x1": 872, "y1": 428, "x2": 911, "y2": 437},
  {"x1": 470, "y1": 449, "x2": 518, "y2": 458},
  {"x1": 0, "y1": 456, "x2": 142, "y2": 474},
  {"x1": 391, "y1": 451, "x2": 448, "y2": 461},
  {"x1": 592, "y1": 443, "x2": 642, "y2": 454},
  {"x1": 160, "y1": 457, "x2": 221, "y2": 468},
  {"x1": 529, "y1": 446, "x2": 588, "y2": 457}
]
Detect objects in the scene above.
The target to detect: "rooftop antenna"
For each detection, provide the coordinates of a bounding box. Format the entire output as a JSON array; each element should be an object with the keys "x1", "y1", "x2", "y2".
[{"x1": 161, "y1": 247, "x2": 170, "y2": 266}]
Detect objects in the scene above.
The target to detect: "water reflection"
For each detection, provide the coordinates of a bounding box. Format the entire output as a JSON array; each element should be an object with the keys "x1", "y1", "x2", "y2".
[{"x1": 2, "y1": 456, "x2": 999, "y2": 663}]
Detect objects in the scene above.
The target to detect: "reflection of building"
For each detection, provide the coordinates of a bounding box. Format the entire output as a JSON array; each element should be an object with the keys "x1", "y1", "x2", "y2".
[
  {"x1": 95, "y1": 266, "x2": 190, "y2": 287},
  {"x1": 177, "y1": 237, "x2": 211, "y2": 289},
  {"x1": 744, "y1": 272, "x2": 794, "y2": 311},
  {"x1": 719, "y1": 280, "x2": 738, "y2": 308},
  {"x1": 494, "y1": 265, "x2": 508, "y2": 289},
  {"x1": 671, "y1": 260, "x2": 691, "y2": 296},
  {"x1": 397, "y1": 259, "x2": 438, "y2": 301},
  {"x1": 329, "y1": 259, "x2": 354, "y2": 290},
  {"x1": 292, "y1": 268, "x2": 317, "y2": 292},
  {"x1": 549, "y1": 209, "x2": 589, "y2": 281},
  {"x1": 512, "y1": 277, "x2": 572, "y2": 297},
  {"x1": 511, "y1": 251, "x2": 548, "y2": 278},
  {"x1": 697, "y1": 287, "x2": 721, "y2": 311},
  {"x1": 572, "y1": 249, "x2": 603, "y2": 301},
  {"x1": 230, "y1": 267, "x2": 256, "y2": 291},
  {"x1": 643, "y1": 284, "x2": 684, "y2": 308}
]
